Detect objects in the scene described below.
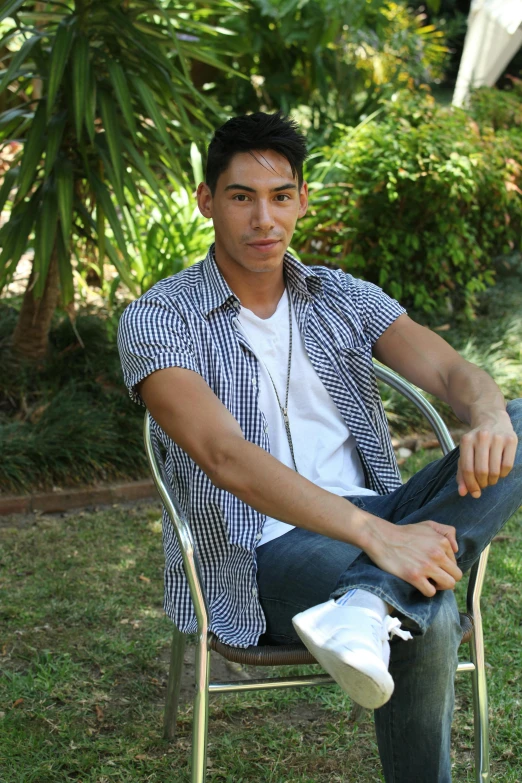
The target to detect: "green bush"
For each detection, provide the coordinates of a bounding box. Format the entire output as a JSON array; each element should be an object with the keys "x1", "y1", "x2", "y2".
[
  {"x1": 0, "y1": 307, "x2": 146, "y2": 493},
  {"x1": 295, "y1": 89, "x2": 522, "y2": 314},
  {"x1": 468, "y1": 79, "x2": 522, "y2": 132}
]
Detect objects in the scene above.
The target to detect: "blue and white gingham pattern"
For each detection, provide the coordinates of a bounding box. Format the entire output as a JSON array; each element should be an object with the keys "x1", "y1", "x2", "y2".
[{"x1": 118, "y1": 245, "x2": 406, "y2": 647}]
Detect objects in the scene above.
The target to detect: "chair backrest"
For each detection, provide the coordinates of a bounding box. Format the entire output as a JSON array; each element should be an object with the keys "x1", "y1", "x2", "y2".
[{"x1": 144, "y1": 362, "x2": 488, "y2": 633}]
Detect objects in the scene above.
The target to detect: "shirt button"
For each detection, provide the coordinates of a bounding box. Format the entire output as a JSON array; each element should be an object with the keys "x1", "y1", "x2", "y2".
[
  {"x1": 256, "y1": 532, "x2": 262, "y2": 541},
  {"x1": 252, "y1": 378, "x2": 257, "y2": 387},
  {"x1": 252, "y1": 586, "x2": 258, "y2": 596}
]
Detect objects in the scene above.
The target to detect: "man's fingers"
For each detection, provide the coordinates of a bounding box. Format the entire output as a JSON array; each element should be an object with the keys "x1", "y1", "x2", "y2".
[
  {"x1": 499, "y1": 435, "x2": 518, "y2": 479},
  {"x1": 428, "y1": 568, "x2": 458, "y2": 591},
  {"x1": 456, "y1": 462, "x2": 468, "y2": 497},
  {"x1": 426, "y1": 520, "x2": 459, "y2": 555},
  {"x1": 487, "y1": 435, "x2": 504, "y2": 486},
  {"x1": 459, "y1": 435, "x2": 482, "y2": 498},
  {"x1": 474, "y1": 431, "x2": 491, "y2": 489},
  {"x1": 416, "y1": 578, "x2": 437, "y2": 598}
]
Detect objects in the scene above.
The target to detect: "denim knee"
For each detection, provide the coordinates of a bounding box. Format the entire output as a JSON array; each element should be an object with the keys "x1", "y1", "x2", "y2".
[{"x1": 427, "y1": 590, "x2": 462, "y2": 654}]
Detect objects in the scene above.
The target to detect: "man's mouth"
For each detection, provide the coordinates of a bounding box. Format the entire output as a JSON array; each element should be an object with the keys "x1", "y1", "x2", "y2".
[{"x1": 247, "y1": 239, "x2": 281, "y2": 252}]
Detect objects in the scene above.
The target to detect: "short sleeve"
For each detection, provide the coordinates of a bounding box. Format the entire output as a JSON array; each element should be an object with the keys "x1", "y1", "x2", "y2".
[
  {"x1": 343, "y1": 275, "x2": 407, "y2": 345},
  {"x1": 117, "y1": 292, "x2": 199, "y2": 406}
]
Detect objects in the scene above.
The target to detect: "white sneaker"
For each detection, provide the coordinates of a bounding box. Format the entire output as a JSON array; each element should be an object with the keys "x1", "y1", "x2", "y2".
[{"x1": 292, "y1": 599, "x2": 412, "y2": 709}]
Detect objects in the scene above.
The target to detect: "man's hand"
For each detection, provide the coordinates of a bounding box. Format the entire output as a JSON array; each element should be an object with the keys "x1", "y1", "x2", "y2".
[
  {"x1": 457, "y1": 411, "x2": 518, "y2": 499},
  {"x1": 363, "y1": 516, "x2": 463, "y2": 597}
]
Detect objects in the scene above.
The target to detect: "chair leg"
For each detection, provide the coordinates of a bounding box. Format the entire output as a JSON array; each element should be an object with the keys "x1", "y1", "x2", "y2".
[
  {"x1": 191, "y1": 632, "x2": 211, "y2": 783},
  {"x1": 470, "y1": 621, "x2": 490, "y2": 782},
  {"x1": 163, "y1": 625, "x2": 187, "y2": 740}
]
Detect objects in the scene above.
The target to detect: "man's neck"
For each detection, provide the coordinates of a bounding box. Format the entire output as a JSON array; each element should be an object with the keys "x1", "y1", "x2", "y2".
[{"x1": 214, "y1": 251, "x2": 286, "y2": 320}]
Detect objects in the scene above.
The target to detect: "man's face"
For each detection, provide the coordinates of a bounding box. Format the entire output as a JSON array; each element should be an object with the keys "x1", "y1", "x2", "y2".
[{"x1": 197, "y1": 149, "x2": 308, "y2": 276}]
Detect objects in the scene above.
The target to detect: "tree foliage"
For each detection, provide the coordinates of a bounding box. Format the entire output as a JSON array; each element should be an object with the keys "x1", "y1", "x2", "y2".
[
  {"x1": 0, "y1": 0, "x2": 237, "y2": 357},
  {"x1": 294, "y1": 88, "x2": 522, "y2": 315},
  {"x1": 206, "y1": 0, "x2": 448, "y2": 142}
]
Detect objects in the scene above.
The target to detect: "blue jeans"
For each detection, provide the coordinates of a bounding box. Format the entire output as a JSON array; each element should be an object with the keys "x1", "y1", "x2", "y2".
[{"x1": 256, "y1": 398, "x2": 522, "y2": 783}]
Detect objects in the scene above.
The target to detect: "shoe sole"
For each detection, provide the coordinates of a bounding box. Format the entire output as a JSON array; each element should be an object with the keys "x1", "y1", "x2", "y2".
[{"x1": 293, "y1": 621, "x2": 394, "y2": 710}]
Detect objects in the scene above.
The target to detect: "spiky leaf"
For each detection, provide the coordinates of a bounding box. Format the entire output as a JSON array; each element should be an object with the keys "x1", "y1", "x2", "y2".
[
  {"x1": 0, "y1": 195, "x2": 38, "y2": 291},
  {"x1": 47, "y1": 19, "x2": 75, "y2": 119},
  {"x1": 17, "y1": 99, "x2": 46, "y2": 199},
  {"x1": 55, "y1": 158, "x2": 73, "y2": 246},
  {"x1": 44, "y1": 112, "x2": 67, "y2": 178},
  {"x1": 0, "y1": 0, "x2": 26, "y2": 24},
  {"x1": 90, "y1": 175, "x2": 129, "y2": 264},
  {"x1": 0, "y1": 33, "x2": 41, "y2": 94},
  {"x1": 55, "y1": 229, "x2": 74, "y2": 304},
  {"x1": 72, "y1": 34, "x2": 90, "y2": 141},
  {"x1": 0, "y1": 165, "x2": 18, "y2": 213},
  {"x1": 107, "y1": 60, "x2": 138, "y2": 142},
  {"x1": 99, "y1": 90, "x2": 123, "y2": 189}
]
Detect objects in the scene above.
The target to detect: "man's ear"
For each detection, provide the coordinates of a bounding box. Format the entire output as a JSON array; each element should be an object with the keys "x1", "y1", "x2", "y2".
[
  {"x1": 197, "y1": 182, "x2": 213, "y2": 219},
  {"x1": 298, "y1": 181, "x2": 309, "y2": 219}
]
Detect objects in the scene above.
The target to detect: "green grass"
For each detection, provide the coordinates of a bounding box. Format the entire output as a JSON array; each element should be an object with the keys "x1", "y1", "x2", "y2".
[{"x1": 1, "y1": 496, "x2": 521, "y2": 782}]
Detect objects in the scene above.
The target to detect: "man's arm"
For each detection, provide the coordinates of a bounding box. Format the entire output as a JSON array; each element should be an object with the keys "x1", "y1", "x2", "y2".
[
  {"x1": 373, "y1": 314, "x2": 518, "y2": 498},
  {"x1": 139, "y1": 367, "x2": 462, "y2": 597}
]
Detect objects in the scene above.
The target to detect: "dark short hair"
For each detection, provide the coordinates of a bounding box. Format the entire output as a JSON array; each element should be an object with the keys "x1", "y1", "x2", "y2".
[{"x1": 205, "y1": 111, "x2": 308, "y2": 194}]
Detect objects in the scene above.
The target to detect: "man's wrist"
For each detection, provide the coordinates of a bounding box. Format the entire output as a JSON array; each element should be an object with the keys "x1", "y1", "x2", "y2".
[
  {"x1": 351, "y1": 508, "x2": 390, "y2": 558},
  {"x1": 468, "y1": 405, "x2": 510, "y2": 430}
]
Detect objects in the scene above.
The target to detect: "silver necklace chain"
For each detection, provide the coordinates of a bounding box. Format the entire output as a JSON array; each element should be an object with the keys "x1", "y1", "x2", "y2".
[{"x1": 262, "y1": 289, "x2": 299, "y2": 473}]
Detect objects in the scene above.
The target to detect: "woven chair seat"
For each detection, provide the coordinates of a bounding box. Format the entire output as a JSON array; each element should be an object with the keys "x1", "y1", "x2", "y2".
[{"x1": 209, "y1": 611, "x2": 474, "y2": 667}]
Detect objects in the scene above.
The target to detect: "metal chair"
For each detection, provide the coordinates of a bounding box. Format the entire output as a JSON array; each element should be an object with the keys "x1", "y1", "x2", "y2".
[{"x1": 143, "y1": 363, "x2": 491, "y2": 783}]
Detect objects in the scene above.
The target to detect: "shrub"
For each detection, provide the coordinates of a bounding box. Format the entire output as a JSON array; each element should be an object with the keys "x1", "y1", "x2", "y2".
[
  {"x1": 0, "y1": 307, "x2": 146, "y2": 493},
  {"x1": 295, "y1": 89, "x2": 522, "y2": 314}
]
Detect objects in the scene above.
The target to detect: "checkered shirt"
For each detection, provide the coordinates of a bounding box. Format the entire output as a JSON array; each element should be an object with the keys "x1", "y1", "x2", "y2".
[{"x1": 118, "y1": 245, "x2": 406, "y2": 647}]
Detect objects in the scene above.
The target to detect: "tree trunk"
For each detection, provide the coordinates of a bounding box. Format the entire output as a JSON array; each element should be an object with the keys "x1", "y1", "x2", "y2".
[{"x1": 12, "y1": 248, "x2": 61, "y2": 362}]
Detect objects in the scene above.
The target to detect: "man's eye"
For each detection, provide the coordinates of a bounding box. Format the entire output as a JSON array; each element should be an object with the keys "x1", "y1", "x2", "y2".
[
  {"x1": 275, "y1": 194, "x2": 290, "y2": 201},
  {"x1": 233, "y1": 194, "x2": 249, "y2": 201}
]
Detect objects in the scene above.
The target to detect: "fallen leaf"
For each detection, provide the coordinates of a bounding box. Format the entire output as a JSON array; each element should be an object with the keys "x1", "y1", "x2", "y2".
[
  {"x1": 120, "y1": 618, "x2": 130, "y2": 624},
  {"x1": 135, "y1": 754, "x2": 147, "y2": 761},
  {"x1": 434, "y1": 323, "x2": 450, "y2": 331},
  {"x1": 95, "y1": 704, "x2": 104, "y2": 721},
  {"x1": 138, "y1": 575, "x2": 151, "y2": 583},
  {"x1": 12, "y1": 698, "x2": 24, "y2": 708}
]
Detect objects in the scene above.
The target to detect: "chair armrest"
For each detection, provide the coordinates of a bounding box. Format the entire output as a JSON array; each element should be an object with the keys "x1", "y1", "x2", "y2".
[{"x1": 143, "y1": 411, "x2": 210, "y2": 636}]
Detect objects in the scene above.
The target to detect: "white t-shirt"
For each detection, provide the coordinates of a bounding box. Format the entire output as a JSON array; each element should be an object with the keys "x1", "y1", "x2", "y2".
[{"x1": 238, "y1": 289, "x2": 377, "y2": 547}]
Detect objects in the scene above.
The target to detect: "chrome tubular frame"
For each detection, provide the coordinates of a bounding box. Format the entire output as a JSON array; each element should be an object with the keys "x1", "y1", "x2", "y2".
[{"x1": 144, "y1": 361, "x2": 491, "y2": 783}]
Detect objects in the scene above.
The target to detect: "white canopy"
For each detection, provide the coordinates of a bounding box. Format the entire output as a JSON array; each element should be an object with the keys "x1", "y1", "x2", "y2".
[{"x1": 452, "y1": 0, "x2": 522, "y2": 107}]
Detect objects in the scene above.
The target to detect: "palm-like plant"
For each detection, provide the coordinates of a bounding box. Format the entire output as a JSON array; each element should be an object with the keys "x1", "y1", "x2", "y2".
[{"x1": 0, "y1": 0, "x2": 236, "y2": 360}]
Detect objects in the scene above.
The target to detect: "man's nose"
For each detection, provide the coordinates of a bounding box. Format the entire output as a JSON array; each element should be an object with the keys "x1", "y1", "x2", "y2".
[{"x1": 251, "y1": 199, "x2": 274, "y2": 231}]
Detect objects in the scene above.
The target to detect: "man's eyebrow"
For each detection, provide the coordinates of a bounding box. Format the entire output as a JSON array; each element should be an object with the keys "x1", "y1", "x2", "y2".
[
  {"x1": 224, "y1": 182, "x2": 297, "y2": 192},
  {"x1": 224, "y1": 183, "x2": 256, "y2": 192}
]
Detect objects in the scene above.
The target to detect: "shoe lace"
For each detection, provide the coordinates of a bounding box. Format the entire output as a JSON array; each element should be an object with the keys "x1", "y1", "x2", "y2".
[{"x1": 384, "y1": 615, "x2": 413, "y2": 642}]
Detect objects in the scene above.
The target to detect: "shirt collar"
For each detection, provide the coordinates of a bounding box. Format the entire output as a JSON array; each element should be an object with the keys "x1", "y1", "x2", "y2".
[{"x1": 199, "y1": 243, "x2": 323, "y2": 317}]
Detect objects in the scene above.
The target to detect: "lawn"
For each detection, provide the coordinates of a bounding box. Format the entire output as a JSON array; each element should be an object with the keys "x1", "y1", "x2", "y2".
[{"x1": 1, "y1": 489, "x2": 521, "y2": 782}]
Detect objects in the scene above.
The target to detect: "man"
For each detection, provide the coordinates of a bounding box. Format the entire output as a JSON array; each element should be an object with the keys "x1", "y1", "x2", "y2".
[{"x1": 118, "y1": 111, "x2": 521, "y2": 782}]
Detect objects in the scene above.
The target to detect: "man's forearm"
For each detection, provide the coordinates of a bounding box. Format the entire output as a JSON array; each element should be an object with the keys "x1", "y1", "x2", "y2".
[
  {"x1": 445, "y1": 361, "x2": 508, "y2": 427},
  {"x1": 212, "y1": 435, "x2": 374, "y2": 550},
  {"x1": 212, "y1": 435, "x2": 462, "y2": 596}
]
